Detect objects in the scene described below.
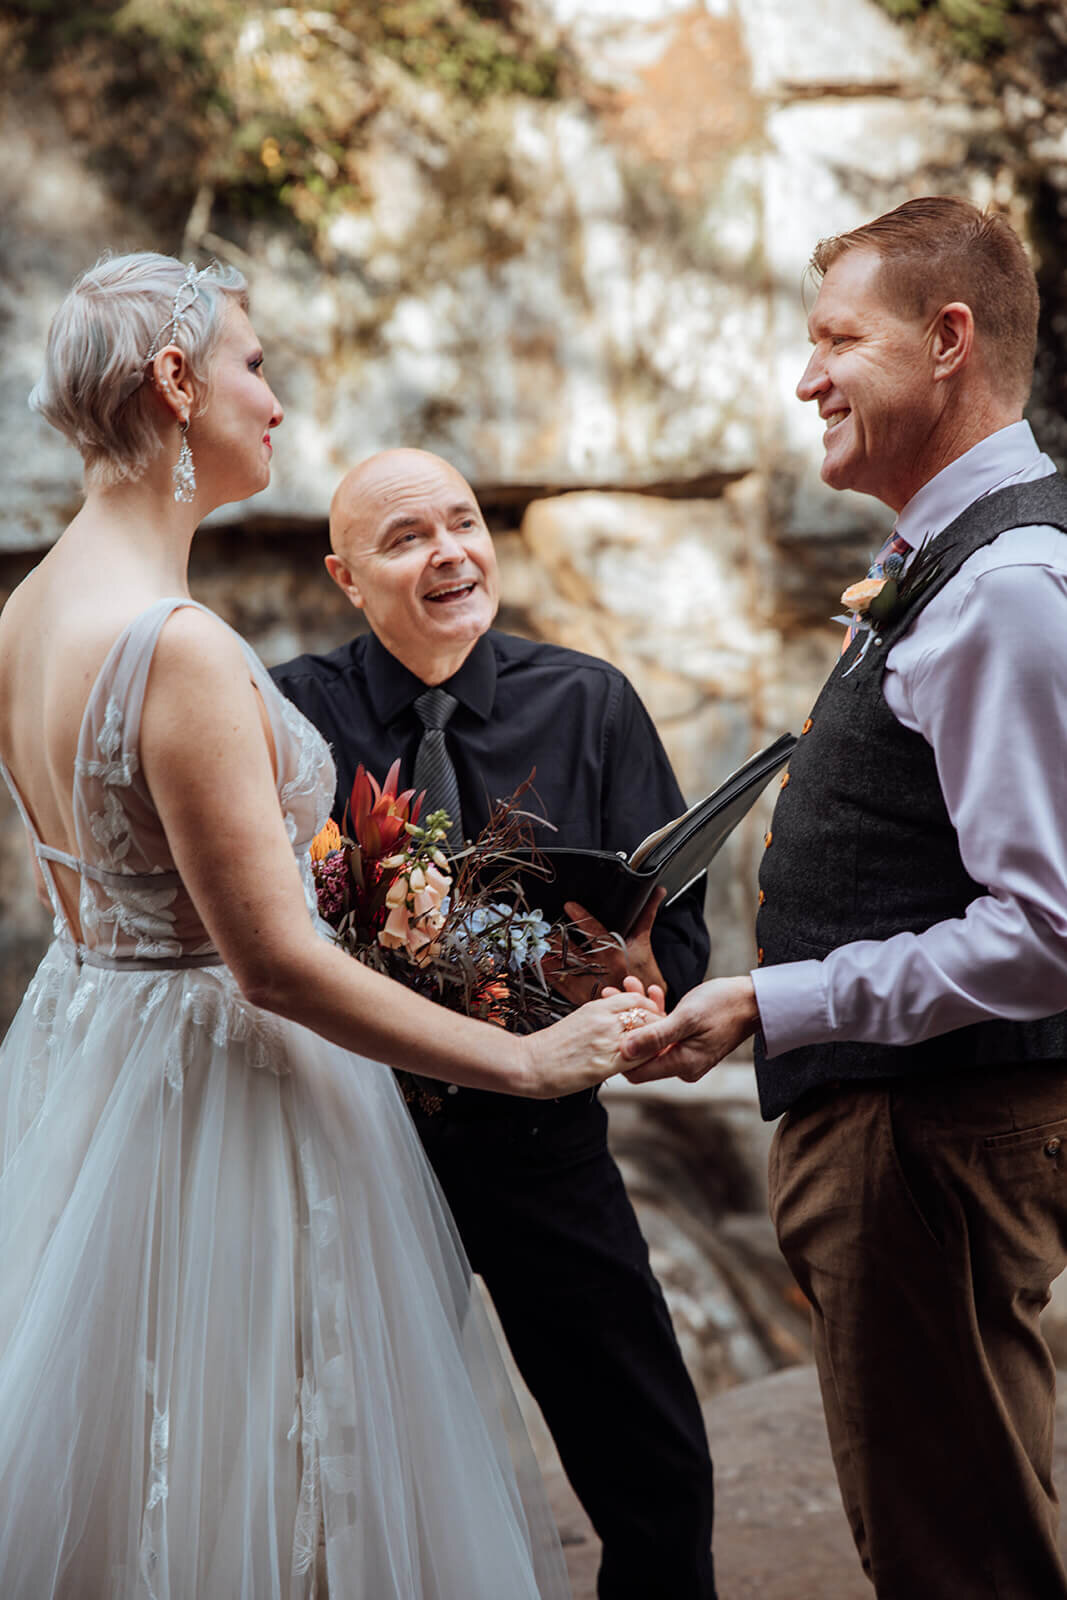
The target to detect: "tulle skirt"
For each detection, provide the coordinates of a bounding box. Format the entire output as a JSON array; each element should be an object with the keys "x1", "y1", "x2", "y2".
[{"x1": 0, "y1": 942, "x2": 570, "y2": 1599}]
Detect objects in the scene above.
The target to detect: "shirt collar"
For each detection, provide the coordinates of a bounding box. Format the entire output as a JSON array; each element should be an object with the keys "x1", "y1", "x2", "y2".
[
  {"x1": 364, "y1": 631, "x2": 497, "y2": 725},
  {"x1": 895, "y1": 420, "x2": 1054, "y2": 551}
]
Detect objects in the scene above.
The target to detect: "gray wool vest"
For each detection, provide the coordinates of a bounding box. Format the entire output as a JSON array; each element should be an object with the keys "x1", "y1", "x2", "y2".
[{"x1": 754, "y1": 475, "x2": 1067, "y2": 1122}]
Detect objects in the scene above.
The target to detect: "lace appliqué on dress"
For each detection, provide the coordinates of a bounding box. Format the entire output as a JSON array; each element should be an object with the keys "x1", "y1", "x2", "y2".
[
  {"x1": 277, "y1": 697, "x2": 332, "y2": 841},
  {"x1": 162, "y1": 973, "x2": 289, "y2": 1090},
  {"x1": 290, "y1": 1374, "x2": 326, "y2": 1579},
  {"x1": 96, "y1": 885, "x2": 182, "y2": 963},
  {"x1": 138, "y1": 1404, "x2": 170, "y2": 1600},
  {"x1": 76, "y1": 696, "x2": 140, "y2": 870}
]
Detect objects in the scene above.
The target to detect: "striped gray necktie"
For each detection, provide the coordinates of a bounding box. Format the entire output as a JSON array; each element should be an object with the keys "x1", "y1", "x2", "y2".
[{"x1": 412, "y1": 689, "x2": 464, "y2": 853}]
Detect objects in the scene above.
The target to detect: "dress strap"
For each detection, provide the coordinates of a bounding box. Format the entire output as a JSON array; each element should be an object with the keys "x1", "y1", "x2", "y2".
[
  {"x1": 35, "y1": 843, "x2": 182, "y2": 891},
  {"x1": 33, "y1": 842, "x2": 80, "y2": 872},
  {"x1": 0, "y1": 753, "x2": 72, "y2": 937}
]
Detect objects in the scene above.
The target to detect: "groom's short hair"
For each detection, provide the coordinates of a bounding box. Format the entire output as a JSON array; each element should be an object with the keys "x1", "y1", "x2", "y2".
[{"x1": 810, "y1": 197, "x2": 1039, "y2": 404}]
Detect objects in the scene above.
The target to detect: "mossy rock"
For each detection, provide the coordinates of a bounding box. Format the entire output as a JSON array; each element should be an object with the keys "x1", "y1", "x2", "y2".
[{"x1": 0, "y1": 0, "x2": 569, "y2": 247}]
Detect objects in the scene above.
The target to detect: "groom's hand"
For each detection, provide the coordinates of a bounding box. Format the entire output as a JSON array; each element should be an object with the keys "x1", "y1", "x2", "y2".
[
  {"x1": 544, "y1": 889, "x2": 667, "y2": 1005},
  {"x1": 617, "y1": 975, "x2": 759, "y2": 1084}
]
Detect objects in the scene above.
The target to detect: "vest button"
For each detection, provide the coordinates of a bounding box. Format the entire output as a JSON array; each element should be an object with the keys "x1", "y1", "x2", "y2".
[
  {"x1": 779, "y1": 771, "x2": 790, "y2": 789},
  {"x1": 758, "y1": 889, "x2": 765, "y2": 906},
  {"x1": 447, "y1": 1084, "x2": 459, "y2": 1096},
  {"x1": 764, "y1": 830, "x2": 773, "y2": 848},
  {"x1": 801, "y1": 718, "x2": 813, "y2": 735},
  {"x1": 757, "y1": 947, "x2": 765, "y2": 965}
]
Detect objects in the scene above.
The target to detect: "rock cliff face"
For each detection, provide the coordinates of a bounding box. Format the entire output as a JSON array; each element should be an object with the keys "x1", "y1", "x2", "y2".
[{"x1": 3, "y1": 0, "x2": 1067, "y2": 1393}]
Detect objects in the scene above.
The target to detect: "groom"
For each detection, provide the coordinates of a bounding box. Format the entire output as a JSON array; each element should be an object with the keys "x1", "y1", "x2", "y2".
[
  {"x1": 271, "y1": 448, "x2": 717, "y2": 1599},
  {"x1": 624, "y1": 197, "x2": 1067, "y2": 1597}
]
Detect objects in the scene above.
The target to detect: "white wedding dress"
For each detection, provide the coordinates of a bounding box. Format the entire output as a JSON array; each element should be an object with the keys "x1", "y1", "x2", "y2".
[{"x1": 0, "y1": 598, "x2": 571, "y2": 1600}]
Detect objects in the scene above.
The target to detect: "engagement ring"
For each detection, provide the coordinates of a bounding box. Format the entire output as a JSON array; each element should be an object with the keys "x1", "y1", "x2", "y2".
[{"x1": 620, "y1": 1008, "x2": 649, "y2": 1032}]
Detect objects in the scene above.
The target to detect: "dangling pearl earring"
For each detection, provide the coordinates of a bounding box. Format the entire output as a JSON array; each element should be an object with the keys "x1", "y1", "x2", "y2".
[{"x1": 173, "y1": 417, "x2": 196, "y2": 503}]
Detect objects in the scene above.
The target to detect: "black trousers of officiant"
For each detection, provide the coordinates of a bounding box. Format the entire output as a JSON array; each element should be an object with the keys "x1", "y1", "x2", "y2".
[{"x1": 415, "y1": 1090, "x2": 718, "y2": 1600}]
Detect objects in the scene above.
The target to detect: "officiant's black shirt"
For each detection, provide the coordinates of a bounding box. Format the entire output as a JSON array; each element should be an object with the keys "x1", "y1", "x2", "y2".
[{"x1": 271, "y1": 629, "x2": 710, "y2": 1001}]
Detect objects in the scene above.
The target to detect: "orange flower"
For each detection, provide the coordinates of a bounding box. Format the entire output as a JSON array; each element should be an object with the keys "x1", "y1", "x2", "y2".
[
  {"x1": 309, "y1": 817, "x2": 343, "y2": 862},
  {"x1": 840, "y1": 576, "x2": 886, "y2": 614},
  {"x1": 475, "y1": 979, "x2": 510, "y2": 1026}
]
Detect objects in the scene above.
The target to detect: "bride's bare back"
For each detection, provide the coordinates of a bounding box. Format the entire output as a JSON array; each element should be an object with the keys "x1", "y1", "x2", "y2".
[{"x1": 0, "y1": 527, "x2": 177, "y2": 933}]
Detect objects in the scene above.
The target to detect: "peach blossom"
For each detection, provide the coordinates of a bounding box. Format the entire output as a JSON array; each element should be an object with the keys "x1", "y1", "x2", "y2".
[
  {"x1": 426, "y1": 863, "x2": 451, "y2": 895},
  {"x1": 840, "y1": 576, "x2": 886, "y2": 614},
  {"x1": 380, "y1": 903, "x2": 412, "y2": 949},
  {"x1": 385, "y1": 875, "x2": 410, "y2": 910}
]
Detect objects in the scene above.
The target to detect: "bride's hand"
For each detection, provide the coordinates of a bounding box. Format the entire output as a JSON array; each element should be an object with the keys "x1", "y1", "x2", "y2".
[{"x1": 511, "y1": 988, "x2": 664, "y2": 1100}]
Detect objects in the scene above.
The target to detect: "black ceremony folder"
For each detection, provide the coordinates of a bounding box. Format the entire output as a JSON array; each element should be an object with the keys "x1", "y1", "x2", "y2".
[{"x1": 496, "y1": 732, "x2": 797, "y2": 934}]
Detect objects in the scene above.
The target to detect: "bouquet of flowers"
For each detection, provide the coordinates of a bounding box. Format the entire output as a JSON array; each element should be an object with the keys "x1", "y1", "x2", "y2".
[{"x1": 309, "y1": 761, "x2": 602, "y2": 1112}]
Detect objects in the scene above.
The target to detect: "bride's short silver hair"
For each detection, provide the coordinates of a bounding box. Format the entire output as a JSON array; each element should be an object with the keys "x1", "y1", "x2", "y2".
[{"x1": 29, "y1": 251, "x2": 249, "y2": 487}]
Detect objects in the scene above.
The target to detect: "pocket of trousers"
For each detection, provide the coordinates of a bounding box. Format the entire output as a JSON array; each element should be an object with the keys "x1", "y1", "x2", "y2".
[{"x1": 983, "y1": 1113, "x2": 1067, "y2": 1168}]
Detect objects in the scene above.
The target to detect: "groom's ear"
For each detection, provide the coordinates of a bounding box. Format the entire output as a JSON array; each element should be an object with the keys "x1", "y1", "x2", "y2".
[{"x1": 325, "y1": 553, "x2": 366, "y2": 612}]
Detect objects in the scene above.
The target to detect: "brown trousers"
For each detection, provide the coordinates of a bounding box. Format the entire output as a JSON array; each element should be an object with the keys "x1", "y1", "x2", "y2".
[{"x1": 769, "y1": 1064, "x2": 1067, "y2": 1600}]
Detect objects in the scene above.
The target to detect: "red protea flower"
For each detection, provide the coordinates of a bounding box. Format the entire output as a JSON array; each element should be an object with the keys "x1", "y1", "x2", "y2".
[{"x1": 347, "y1": 760, "x2": 425, "y2": 861}]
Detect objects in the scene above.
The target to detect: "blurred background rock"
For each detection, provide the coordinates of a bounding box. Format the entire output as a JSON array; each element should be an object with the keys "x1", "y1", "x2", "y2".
[{"x1": 4, "y1": 0, "x2": 1067, "y2": 1498}]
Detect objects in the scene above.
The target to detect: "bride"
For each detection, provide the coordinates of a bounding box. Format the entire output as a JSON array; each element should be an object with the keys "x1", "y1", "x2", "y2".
[{"x1": 0, "y1": 253, "x2": 659, "y2": 1597}]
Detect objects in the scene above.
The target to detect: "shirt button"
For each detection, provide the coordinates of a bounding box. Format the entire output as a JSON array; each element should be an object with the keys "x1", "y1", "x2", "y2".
[
  {"x1": 447, "y1": 1084, "x2": 459, "y2": 1096},
  {"x1": 1045, "y1": 1137, "x2": 1061, "y2": 1158},
  {"x1": 801, "y1": 718, "x2": 813, "y2": 735},
  {"x1": 764, "y1": 830, "x2": 773, "y2": 848}
]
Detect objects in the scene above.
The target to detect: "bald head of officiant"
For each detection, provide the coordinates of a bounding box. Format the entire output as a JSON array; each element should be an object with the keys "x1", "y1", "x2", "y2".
[
  {"x1": 269, "y1": 445, "x2": 717, "y2": 1600},
  {"x1": 325, "y1": 449, "x2": 500, "y2": 686}
]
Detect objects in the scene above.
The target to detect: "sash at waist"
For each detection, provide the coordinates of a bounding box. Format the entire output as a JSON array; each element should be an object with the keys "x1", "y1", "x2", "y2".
[{"x1": 64, "y1": 941, "x2": 223, "y2": 973}]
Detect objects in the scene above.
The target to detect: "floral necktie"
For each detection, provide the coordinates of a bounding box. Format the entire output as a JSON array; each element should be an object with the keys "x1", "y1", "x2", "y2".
[{"x1": 843, "y1": 529, "x2": 912, "y2": 648}]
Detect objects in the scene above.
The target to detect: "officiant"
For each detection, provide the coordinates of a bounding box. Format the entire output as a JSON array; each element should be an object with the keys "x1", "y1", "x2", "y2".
[{"x1": 272, "y1": 447, "x2": 716, "y2": 1600}]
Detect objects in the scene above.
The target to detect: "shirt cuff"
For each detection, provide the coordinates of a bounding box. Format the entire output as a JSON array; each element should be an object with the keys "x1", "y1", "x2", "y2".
[{"x1": 751, "y1": 959, "x2": 832, "y2": 1057}]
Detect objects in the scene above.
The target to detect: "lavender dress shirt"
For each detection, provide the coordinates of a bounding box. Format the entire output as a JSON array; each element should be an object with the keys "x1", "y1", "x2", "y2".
[{"x1": 754, "y1": 420, "x2": 1067, "y2": 1058}]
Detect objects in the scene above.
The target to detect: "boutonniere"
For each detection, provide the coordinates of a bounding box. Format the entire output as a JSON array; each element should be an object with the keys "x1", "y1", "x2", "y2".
[
  {"x1": 863, "y1": 541, "x2": 944, "y2": 631},
  {"x1": 837, "y1": 538, "x2": 943, "y2": 674}
]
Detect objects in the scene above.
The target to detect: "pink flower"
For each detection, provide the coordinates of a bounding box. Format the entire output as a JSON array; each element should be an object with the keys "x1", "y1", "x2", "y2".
[
  {"x1": 376, "y1": 850, "x2": 450, "y2": 959},
  {"x1": 405, "y1": 922, "x2": 435, "y2": 960},
  {"x1": 380, "y1": 903, "x2": 412, "y2": 950},
  {"x1": 314, "y1": 850, "x2": 349, "y2": 921},
  {"x1": 385, "y1": 873, "x2": 410, "y2": 910},
  {"x1": 425, "y1": 863, "x2": 451, "y2": 897}
]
